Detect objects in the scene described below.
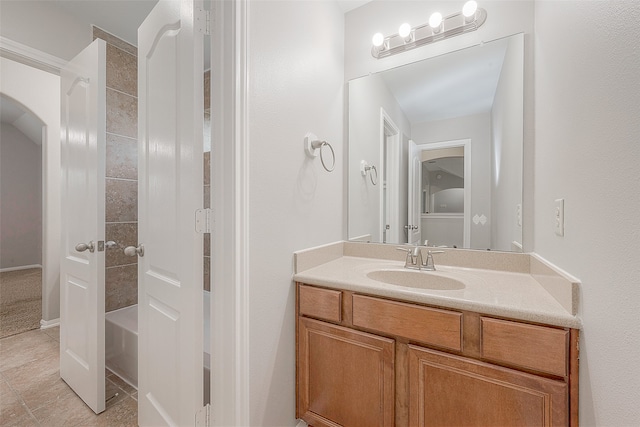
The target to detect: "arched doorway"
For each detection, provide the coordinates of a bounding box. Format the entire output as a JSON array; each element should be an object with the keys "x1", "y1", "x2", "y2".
[
  {"x1": 0, "y1": 57, "x2": 61, "y2": 329},
  {"x1": 0, "y1": 94, "x2": 44, "y2": 337}
]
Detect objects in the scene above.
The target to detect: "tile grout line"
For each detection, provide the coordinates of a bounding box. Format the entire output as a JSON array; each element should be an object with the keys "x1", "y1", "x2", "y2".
[
  {"x1": 106, "y1": 263, "x2": 138, "y2": 269},
  {"x1": 105, "y1": 177, "x2": 138, "y2": 183},
  {"x1": 106, "y1": 86, "x2": 138, "y2": 100},
  {"x1": 106, "y1": 130, "x2": 138, "y2": 142}
]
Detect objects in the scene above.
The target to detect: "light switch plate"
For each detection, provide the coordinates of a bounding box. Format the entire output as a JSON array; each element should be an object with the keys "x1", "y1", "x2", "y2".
[{"x1": 554, "y1": 199, "x2": 564, "y2": 236}]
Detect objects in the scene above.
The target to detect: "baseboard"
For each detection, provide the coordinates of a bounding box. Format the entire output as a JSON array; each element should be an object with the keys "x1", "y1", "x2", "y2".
[
  {"x1": 0, "y1": 264, "x2": 42, "y2": 273},
  {"x1": 40, "y1": 318, "x2": 60, "y2": 329},
  {"x1": 295, "y1": 420, "x2": 308, "y2": 427}
]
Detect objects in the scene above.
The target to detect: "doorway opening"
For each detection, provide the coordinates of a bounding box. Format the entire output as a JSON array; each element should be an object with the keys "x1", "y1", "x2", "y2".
[
  {"x1": 415, "y1": 139, "x2": 471, "y2": 248},
  {"x1": 0, "y1": 94, "x2": 44, "y2": 338}
]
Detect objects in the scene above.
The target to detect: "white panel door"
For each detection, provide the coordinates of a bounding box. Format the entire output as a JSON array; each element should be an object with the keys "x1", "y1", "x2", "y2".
[
  {"x1": 408, "y1": 140, "x2": 422, "y2": 245},
  {"x1": 137, "y1": 0, "x2": 204, "y2": 425},
  {"x1": 59, "y1": 39, "x2": 106, "y2": 415}
]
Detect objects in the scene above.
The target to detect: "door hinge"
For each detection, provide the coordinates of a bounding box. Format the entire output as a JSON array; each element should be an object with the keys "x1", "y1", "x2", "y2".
[
  {"x1": 195, "y1": 208, "x2": 213, "y2": 233},
  {"x1": 196, "y1": 8, "x2": 211, "y2": 35},
  {"x1": 195, "y1": 403, "x2": 211, "y2": 427}
]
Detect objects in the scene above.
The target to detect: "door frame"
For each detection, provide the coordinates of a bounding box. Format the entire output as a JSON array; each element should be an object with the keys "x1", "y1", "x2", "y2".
[
  {"x1": 380, "y1": 108, "x2": 401, "y2": 244},
  {"x1": 407, "y1": 140, "x2": 422, "y2": 245},
  {"x1": 418, "y1": 139, "x2": 471, "y2": 248},
  {"x1": 209, "y1": 0, "x2": 250, "y2": 424},
  {"x1": 0, "y1": 52, "x2": 63, "y2": 326}
]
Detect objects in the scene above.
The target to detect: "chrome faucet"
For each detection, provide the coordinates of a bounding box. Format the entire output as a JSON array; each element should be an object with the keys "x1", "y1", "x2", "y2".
[
  {"x1": 397, "y1": 246, "x2": 445, "y2": 271},
  {"x1": 396, "y1": 245, "x2": 423, "y2": 270}
]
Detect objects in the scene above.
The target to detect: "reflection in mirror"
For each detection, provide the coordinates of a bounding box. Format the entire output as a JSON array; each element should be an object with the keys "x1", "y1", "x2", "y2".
[
  {"x1": 348, "y1": 33, "x2": 524, "y2": 251},
  {"x1": 424, "y1": 156, "x2": 464, "y2": 214}
]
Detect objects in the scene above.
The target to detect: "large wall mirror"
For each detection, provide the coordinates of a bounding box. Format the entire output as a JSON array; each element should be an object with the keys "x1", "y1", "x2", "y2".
[{"x1": 348, "y1": 33, "x2": 524, "y2": 252}]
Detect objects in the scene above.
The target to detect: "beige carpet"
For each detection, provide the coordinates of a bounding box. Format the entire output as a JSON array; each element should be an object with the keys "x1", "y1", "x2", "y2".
[{"x1": 0, "y1": 268, "x2": 42, "y2": 338}]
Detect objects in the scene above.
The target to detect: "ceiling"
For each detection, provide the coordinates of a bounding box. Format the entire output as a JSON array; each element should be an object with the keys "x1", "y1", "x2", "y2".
[
  {"x1": 49, "y1": 0, "x2": 370, "y2": 47},
  {"x1": 379, "y1": 37, "x2": 509, "y2": 124},
  {"x1": 52, "y1": 0, "x2": 158, "y2": 47}
]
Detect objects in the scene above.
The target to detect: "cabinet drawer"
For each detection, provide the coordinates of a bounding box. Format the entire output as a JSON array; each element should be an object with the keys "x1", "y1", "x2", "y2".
[
  {"x1": 299, "y1": 285, "x2": 342, "y2": 323},
  {"x1": 481, "y1": 317, "x2": 568, "y2": 377},
  {"x1": 352, "y1": 295, "x2": 462, "y2": 351}
]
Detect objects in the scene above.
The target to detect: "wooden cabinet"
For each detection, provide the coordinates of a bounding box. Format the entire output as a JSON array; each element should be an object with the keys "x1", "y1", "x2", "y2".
[
  {"x1": 297, "y1": 317, "x2": 395, "y2": 427},
  {"x1": 408, "y1": 345, "x2": 568, "y2": 427},
  {"x1": 352, "y1": 295, "x2": 462, "y2": 351},
  {"x1": 296, "y1": 283, "x2": 579, "y2": 427},
  {"x1": 480, "y1": 317, "x2": 569, "y2": 377}
]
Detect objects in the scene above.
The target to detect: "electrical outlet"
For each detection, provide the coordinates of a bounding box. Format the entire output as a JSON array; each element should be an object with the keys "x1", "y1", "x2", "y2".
[
  {"x1": 516, "y1": 204, "x2": 522, "y2": 227},
  {"x1": 554, "y1": 199, "x2": 564, "y2": 236}
]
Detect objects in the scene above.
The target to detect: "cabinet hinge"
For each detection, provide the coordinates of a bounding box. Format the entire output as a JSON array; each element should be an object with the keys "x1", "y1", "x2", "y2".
[
  {"x1": 195, "y1": 403, "x2": 211, "y2": 427},
  {"x1": 195, "y1": 208, "x2": 213, "y2": 233},
  {"x1": 196, "y1": 8, "x2": 211, "y2": 35}
]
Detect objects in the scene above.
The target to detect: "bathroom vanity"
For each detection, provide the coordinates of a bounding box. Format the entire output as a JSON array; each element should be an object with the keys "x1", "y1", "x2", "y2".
[{"x1": 294, "y1": 242, "x2": 580, "y2": 427}]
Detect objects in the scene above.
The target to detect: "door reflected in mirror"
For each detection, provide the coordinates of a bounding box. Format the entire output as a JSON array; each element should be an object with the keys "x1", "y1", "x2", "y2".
[{"x1": 348, "y1": 33, "x2": 524, "y2": 252}]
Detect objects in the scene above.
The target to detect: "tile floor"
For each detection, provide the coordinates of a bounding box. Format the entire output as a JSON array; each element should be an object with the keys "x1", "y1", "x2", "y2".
[{"x1": 0, "y1": 326, "x2": 138, "y2": 426}]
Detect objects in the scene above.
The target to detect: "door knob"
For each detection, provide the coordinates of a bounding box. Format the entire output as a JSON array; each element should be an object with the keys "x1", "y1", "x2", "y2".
[
  {"x1": 124, "y1": 244, "x2": 144, "y2": 257},
  {"x1": 75, "y1": 241, "x2": 95, "y2": 253}
]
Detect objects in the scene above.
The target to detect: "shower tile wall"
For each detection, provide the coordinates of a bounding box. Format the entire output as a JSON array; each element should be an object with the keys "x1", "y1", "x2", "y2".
[{"x1": 94, "y1": 27, "x2": 138, "y2": 312}]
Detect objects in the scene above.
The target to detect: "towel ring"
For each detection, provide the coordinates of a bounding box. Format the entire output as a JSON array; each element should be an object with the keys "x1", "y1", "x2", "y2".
[
  {"x1": 317, "y1": 141, "x2": 335, "y2": 172},
  {"x1": 304, "y1": 133, "x2": 336, "y2": 172},
  {"x1": 360, "y1": 160, "x2": 378, "y2": 185}
]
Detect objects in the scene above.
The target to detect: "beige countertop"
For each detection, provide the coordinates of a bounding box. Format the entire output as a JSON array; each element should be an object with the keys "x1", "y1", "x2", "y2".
[{"x1": 293, "y1": 242, "x2": 582, "y2": 329}]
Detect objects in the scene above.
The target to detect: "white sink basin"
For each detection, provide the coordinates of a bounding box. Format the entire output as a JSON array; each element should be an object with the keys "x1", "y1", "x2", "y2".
[{"x1": 366, "y1": 269, "x2": 465, "y2": 290}]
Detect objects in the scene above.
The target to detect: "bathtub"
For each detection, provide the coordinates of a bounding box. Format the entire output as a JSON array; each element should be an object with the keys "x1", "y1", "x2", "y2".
[{"x1": 105, "y1": 291, "x2": 211, "y2": 391}]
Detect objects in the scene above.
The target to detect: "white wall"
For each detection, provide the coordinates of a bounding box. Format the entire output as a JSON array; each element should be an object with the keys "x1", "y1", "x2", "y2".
[
  {"x1": 345, "y1": 0, "x2": 535, "y2": 251},
  {"x1": 0, "y1": 124, "x2": 42, "y2": 269},
  {"x1": 534, "y1": 1, "x2": 640, "y2": 425},
  {"x1": 0, "y1": 57, "x2": 61, "y2": 322},
  {"x1": 421, "y1": 216, "x2": 463, "y2": 248},
  {"x1": 412, "y1": 113, "x2": 492, "y2": 249},
  {"x1": 0, "y1": 0, "x2": 91, "y2": 61},
  {"x1": 247, "y1": 1, "x2": 345, "y2": 424},
  {"x1": 348, "y1": 73, "x2": 411, "y2": 241},
  {"x1": 491, "y1": 34, "x2": 524, "y2": 251}
]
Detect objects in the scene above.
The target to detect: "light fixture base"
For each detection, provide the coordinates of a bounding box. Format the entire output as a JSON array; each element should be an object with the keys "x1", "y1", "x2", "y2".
[{"x1": 371, "y1": 8, "x2": 487, "y2": 59}]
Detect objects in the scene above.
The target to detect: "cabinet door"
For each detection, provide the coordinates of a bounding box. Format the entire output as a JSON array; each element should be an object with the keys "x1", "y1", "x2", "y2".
[
  {"x1": 298, "y1": 318, "x2": 395, "y2": 427},
  {"x1": 409, "y1": 345, "x2": 568, "y2": 427}
]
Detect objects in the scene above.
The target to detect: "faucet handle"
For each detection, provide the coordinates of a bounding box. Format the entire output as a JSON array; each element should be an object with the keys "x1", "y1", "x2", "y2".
[
  {"x1": 422, "y1": 250, "x2": 445, "y2": 270},
  {"x1": 396, "y1": 247, "x2": 412, "y2": 253}
]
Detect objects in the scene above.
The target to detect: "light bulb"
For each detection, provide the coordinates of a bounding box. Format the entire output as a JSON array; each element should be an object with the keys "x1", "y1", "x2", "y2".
[
  {"x1": 398, "y1": 23, "x2": 412, "y2": 39},
  {"x1": 462, "y1": 1, "x2": 478, "y2": 21},
  {"x1": 429, "y1": 12, "x2": 443, "y2": 32},
  {"x1": 372, "y1": 32, "x2": 384, "y2": 47}
]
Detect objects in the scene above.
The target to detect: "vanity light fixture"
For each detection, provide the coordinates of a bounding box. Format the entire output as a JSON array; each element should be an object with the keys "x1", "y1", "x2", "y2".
[
  {"x1": 462, "y1": 0, "x2": 478, "y2": 22},
  {"x1": 428, "y1": 12, "x2": 443, "y2": 33},
  {"x1": 372, "y1": 32, "x2": 387, "y2": 55},
  {"x1": 398, "y1": 23, "x2": 413, "y2": 43},
  {"x1": 371, "y1": 1, "x2": 487, "y2": 59}
]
